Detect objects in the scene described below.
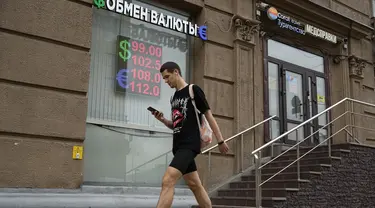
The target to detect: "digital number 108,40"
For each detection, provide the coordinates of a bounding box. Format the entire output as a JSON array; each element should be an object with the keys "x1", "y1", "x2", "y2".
[
  {"x1": 131, "y1": 69, "x2": 161, "y2": 83},
  {"x1": 128, "y1": 82, "x2": 160, "y2": 96}
]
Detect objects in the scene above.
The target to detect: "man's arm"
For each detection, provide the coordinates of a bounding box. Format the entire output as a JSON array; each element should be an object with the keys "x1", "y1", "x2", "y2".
[
  {"x1": 153, "y1": 111, "x2": 173, "y2": 130},
  {"x1": 161, "y1": 118, "x2": 173, "y2": 130},
  {"x1": 205, "y1": 110, "x2": 229, "y2": 153},
  {"x1": 204, "y1": 110, "x2": 224, "y2": 143},
  {"x1": 193, "y1": 84, "x2": 229, "y2": 153}
]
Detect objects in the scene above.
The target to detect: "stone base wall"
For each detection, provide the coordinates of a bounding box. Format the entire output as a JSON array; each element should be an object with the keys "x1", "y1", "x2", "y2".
[{"x1": 274, "y1": 143, "x2": 375, "y2": 208}]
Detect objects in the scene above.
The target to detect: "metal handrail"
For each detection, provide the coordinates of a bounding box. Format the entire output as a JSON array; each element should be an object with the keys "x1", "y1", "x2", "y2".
[
  {"x1": 252, "y1": 97, "x2": 375, "y2": 208},
  {"x1": 252, "y1": 97, "x2": 349, "y2": 155},
  {"x1": 253, "y1": 97, "x2": 375, "y2": 155},
  {"x1": 125, "y1": 115, "x2": 276, "y2": 178},
  {"x1": 125, "y1": 150, "x2": 171, "y2": 174},
  {"x1": 201, "y1": 115, "x2": 277, "y2": 154},
  {"x1": 258, "y1": 110, "x2": 348, "y2": 170},
  {"x1": 259, "y1": 125, "x2": 348, "y2": 187},
  {"x1": 201, "y1": 115, "x2": 276, "y2": 175}
]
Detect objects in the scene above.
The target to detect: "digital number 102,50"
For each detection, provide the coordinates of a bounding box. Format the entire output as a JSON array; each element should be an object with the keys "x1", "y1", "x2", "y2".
[{"x1": 131, "y1": 55, "x2": 161, "y2": 70}]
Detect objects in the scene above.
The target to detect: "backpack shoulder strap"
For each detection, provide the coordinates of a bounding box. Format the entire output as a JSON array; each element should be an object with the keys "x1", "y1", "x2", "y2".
[
  {"x1": 189, "y1": 84, "x2": 201, "y2": 114},
  {"x1": 188, "y1": 84, "x2": 194, "y2": 100},
  {"x1": 189, "y1": 84, "x2": 202, "y2": 132}
]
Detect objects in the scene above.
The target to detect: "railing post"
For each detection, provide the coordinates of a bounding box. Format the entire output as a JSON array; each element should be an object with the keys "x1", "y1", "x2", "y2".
[
  {"x1": 328, "y1": 121, "x2": 332, "y2": 158},
  {"x1": 208, "y1": 151, "x2": 211, "y2": 176},
  {"x1": 241, "y1": 134, "x2": 244, "y2": 172},
  {"x1": 270, "y1": 122, "x2": 274, "y2": 158},
  {"x1": 350, "y1": 99, "x2": 354, "y2": 143},
  {"x1": 165, "y1": 154, "x2": 168, "y2": 170},
  {"x1": 296, "y1": 129, "x2": 300, "y2": 181},
  {"x1": 255, "y1": 151, "x2": 262, "y2": 208}
]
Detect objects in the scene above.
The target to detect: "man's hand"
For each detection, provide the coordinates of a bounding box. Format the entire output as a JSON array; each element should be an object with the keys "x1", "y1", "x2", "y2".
[
  {"x1": 151, "y1": 111, "x2": 173, "y2": 130},
  {"x1": 204, "y1": 110, "x2": 230, "y2": 154},
  {"x1": 152, "y1": 111, "x2": 165, "y2": 122},
  {"x1": 218, "y1": 141, "x2": 229, "y2": 154}
]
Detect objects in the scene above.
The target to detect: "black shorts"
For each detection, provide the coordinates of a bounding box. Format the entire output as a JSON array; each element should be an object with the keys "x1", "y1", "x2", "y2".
[{"x1": 169, "y1": 149, "x2": 198, "y2": 175}]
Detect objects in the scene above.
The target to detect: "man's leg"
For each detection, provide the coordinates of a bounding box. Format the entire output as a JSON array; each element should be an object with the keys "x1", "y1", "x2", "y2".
[
  {"x1": 156, "y1": 166, "x2": 182, "y2": 208},
  {"x1": 183, "y1": 170, "x2": 212, "y2": 208}
]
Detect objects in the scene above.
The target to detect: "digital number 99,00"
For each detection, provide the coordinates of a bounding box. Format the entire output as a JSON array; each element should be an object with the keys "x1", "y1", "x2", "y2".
[{"x1": 131, "y1": 41, "x2": 162, "y2": 58}]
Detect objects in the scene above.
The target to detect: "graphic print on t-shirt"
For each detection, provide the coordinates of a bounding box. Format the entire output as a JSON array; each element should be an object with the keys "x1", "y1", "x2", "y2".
[{"x1": 171, "y1": 97, "x2": 189, "y2": 134}]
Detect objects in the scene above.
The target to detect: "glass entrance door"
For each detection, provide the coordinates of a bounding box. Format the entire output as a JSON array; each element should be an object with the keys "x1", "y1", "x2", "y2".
[
  {"x1": 266, "y1": 39, "x2": 327, "y2": 146},
  {"x1": 282, "y1": 64, "x2": 306, "y2": 144},
  {"x1": 268, "y1": 61, "x2": 327, "y2": 146}
]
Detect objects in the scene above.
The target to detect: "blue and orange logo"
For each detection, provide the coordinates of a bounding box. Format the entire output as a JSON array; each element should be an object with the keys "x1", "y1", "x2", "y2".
[{"x1": 267, "y1": 7, "x2": 278, "y2": 20}]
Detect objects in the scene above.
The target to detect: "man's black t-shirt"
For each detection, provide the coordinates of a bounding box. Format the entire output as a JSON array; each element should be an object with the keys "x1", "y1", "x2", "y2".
[{"x1": 170, "y1": 84, "x2": 210, "y2": 154}]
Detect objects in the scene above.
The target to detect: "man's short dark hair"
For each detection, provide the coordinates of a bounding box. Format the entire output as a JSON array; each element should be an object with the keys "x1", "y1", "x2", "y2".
[{"x1": 160, "y1": 61, "x2": 181, "y2": 76}]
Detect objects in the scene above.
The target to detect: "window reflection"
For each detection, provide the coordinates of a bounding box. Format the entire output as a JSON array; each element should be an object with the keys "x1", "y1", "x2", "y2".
[
  {"x1": 285, "y1": 71, "x2": 304, "y2": 122},
  {"x1": 84, "y1": 1, "x2": 189, "y2": 186},
  {"x1": 317, "y1": 77, "x2": 327, "y2": 125},
  {"x1": 287, "y1": 123, "x2": 304, "y2": 142},
  {"x1": 88, "y1": 2, "x2": 189, "y2": 130},
  {"x1": 268, "y1": 62, "x2": 279, "y2": 117},
  {"x1": 268, "y1": 40, "x2": 324, "y2": 73}
]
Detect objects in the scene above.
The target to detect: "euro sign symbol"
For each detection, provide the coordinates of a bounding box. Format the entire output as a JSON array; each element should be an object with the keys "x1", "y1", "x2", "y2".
[
  {"x1": 116, "y1": 69, "x2": 129, "y2": 89},
  {"x1": 93, "y1": 0, "x2": 105, "y2": 9},
  {"x1": 198, "y1": 25, "x2": 207, "y2": 41},
  {"x1": 119, "y1": 40, "x2": 131, "y2": 62}
]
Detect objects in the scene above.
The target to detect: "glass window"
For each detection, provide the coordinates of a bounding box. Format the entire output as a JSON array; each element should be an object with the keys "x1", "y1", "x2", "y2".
[
  {"x1": 317, "y1": 76, "x2": 327, "y2": 125},
  {"x1": 268, "y1": 39, "x2": 324, "y2": 73},
  {"x1": 268, "y1": 62, "x2": 281, "y2": 141},
  {"x1": 83, "y1": 124, "x2": 185, "y2": 185},
  {"x1": 268, "y1": 62, "x2": 279, "y2": 117},
  {"x1": 84, "y1": 1, "x2": 190, "y2": 186},
  {"x1": 87, "y1": 0, "x2": 190, "y2": 131},
  {"x1": 285, "y1": 71, "x2": 304, "y2": 122},
  {"x1": 287, "y1": 123, "x2": 304, "y2": 142},
  {"x1": 270, "y1": 120, "x2": 280, "y2": 140}
]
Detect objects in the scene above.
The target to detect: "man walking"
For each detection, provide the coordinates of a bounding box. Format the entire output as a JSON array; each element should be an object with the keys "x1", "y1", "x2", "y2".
[{"x1": 151, "y1": 61, "x2": 229, "y2": 208}]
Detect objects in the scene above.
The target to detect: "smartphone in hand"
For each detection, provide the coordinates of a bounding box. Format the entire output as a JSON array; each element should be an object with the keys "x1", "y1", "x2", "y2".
[{"x1": 147, "y1": 106, "x2": 158, "y2": 114}]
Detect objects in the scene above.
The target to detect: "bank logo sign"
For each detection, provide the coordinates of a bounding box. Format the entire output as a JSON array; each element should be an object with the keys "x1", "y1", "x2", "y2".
[
  {"x1": 93, "y1": 0, "x2": 207, "y2": 40},
  {"x1": 266, "y1": 6, "x2": 337, "y2": 44},
  {"x1": 266, "y1": 6, "x2": 305, "y2": 35},
  {"x1": 267, "y1": 7, "x2": 278, "y2": 20}
]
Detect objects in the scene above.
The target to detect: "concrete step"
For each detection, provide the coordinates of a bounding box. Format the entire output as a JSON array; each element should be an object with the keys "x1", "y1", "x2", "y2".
[
  {"x1": 282, "y1": 145, "x2": 350, "y2": 154},
  {"x1": 218, "y1": 188, "x2": 298, "y2": 198},
  {"x1": 229, "y1": 179, "x2": 310, "y2": 189},
  {"x1": 0, "y1": 191, "x2": 195, "y2": 208},
  {"x1": 274, "y1": 149, "x2": 349, "y2": 161},
  {"x1": 241, "y1": 171, "x2": 321, "y2": 181},
  {"x1": 211, "y1": 196, "x2": 286, "y2": 207},
  {"x1": 251, "y1": 164, "x2": 332, "y2": 175},
  {"x1": 192, "y1": 205, "x2": 270, "y2": 208},
  {"x1": 265, "y1": 156, "x2": 341, "y2": 168},
  {"x1": 81, "y1": 185, "x2": 193, "y2": 196}
]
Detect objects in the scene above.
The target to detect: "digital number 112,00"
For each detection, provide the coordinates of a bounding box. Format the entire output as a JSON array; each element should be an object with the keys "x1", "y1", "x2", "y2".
[{"x1": 128, "y1": 81, "x2": 160, "y2": 96}]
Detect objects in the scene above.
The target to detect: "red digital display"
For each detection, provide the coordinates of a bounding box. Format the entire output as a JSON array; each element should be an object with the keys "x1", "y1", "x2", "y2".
[{"x1": 115, "y1": 35, "x2": 163, "y2": 97}]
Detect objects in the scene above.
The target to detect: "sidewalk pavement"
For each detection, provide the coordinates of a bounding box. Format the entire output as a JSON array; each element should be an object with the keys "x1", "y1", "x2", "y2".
[{"x1": 0, "y1": 186, "x2": 196, "y2": 208}]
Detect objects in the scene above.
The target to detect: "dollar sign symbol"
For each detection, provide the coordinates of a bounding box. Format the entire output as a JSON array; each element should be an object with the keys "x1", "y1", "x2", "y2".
[
  {"x1": 93, "y1": 0, "x2": 105, "y2": 9},
  {"x1": 119, "y1": 40, "x2": 131, "y2": 62}
]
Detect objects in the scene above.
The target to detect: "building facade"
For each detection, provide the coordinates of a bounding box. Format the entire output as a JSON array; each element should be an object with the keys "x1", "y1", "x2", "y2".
[{"x1": 1, "y1": 0, "x2": 375, "y2": 192}]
